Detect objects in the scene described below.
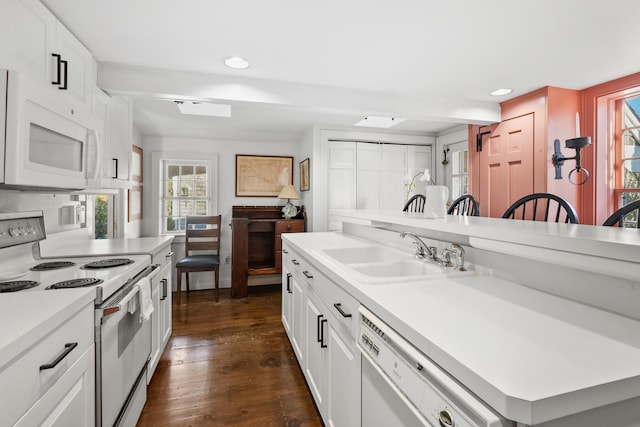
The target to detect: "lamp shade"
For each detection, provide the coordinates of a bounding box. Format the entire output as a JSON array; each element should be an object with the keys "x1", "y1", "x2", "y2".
[{"x1": 278, "y1": 184, "x2": 299, "y2": 200}]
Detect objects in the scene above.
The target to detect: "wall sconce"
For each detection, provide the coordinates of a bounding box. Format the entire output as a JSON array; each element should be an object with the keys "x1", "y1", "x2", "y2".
[{"x1": 551, "y1": 137, "x2": 591, "y2": 185}]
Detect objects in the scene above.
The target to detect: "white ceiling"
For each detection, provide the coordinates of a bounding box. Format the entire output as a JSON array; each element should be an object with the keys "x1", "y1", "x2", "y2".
[{"x1": 42, "y1": 0, "x2": 640, "y2": 142}]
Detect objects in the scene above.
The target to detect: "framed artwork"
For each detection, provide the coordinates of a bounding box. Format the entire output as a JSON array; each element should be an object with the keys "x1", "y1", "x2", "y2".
[
  {"x1": 235, "y1": 155, "x2": 293, "y2": 197},
  {"x1": 128, "y1": 186, "x2": 142, "y2": 222},
  {"x1": 132, "y1": 145, "x2": 143, "y2": 182},
  {"x1": 300, "y1": 158, "x2": 310, "y2": 191}
]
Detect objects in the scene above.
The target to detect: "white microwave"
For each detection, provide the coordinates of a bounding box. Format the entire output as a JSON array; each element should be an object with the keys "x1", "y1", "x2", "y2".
[{"x1": 0, "y1": 69, "x2": 100, "y2": 190}]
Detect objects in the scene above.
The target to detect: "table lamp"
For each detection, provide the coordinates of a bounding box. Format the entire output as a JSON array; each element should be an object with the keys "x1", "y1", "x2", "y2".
[{"x1": 278, "y1": 184, "x2": 299, "y2": 219}]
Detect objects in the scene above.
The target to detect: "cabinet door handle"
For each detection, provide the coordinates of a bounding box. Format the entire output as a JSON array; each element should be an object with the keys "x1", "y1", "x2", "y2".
[
  {"x1": 39, "y1": 342, "x2": 78, "y2": 370},
  {"x1": 303, "y1": 270, "x2": 313, "y2": 279},
  {"x1": 165, "y1": 252, "x2": 174, "y2": 258},
  {"x1": 316, "y1": 314, "x2": 324, "y2": 343},
  {"x1": 59, "y1": 59, "x2": 68, "y2": 90},
  {"x1": 282, "y1": 249, "x2": 288, "y2": 254},
  {"x1": 320, "y1": 318, "x2": 328, "y2": 348},
  {"x1": 112, "y1": 158, "x2": 118, "y2": 179},
  {"x1": 286, "y1": 273, "x2": 292, "y2": 293},
  {"x1": 333, "y1": 303, "x2": 352, "y2": 318},
  {"x1": 161, "y1": 278, "x2": 167, "y2": 300},
  {"x1": 291, "y1": 259, "x2": 300, "y2": 266},
  {"x1": 51, "y1": 53, "x2": 62, "y2": 86}
]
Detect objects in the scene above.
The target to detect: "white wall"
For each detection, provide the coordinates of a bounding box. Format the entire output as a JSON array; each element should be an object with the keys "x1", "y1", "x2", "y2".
[
  {"x1": 140, "y1": 135, "x2": 302, "y2": 290},
  {"x1": 123, "y1": 125, "x2": 143, "y2": 238}
]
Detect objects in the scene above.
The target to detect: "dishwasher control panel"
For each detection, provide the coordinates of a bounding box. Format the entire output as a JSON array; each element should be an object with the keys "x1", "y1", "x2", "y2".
[{"x1": 358, "y1": 306, "x2": 511, "y2": 427}]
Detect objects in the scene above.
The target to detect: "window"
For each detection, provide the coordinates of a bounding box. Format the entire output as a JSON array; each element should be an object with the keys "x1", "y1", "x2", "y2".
[
  {"x1": 615, "y1": 95, "x2": 640, "y2": 226},
  {"x1": 161, "y1": 161, "x2": 210, "y2": 233},
  {"x1": 450, "y1": 146, "x2": 469, "y2": 200}
]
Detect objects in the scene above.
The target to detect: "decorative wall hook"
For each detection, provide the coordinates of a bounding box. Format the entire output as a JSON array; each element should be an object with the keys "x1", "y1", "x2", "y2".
[
  {"x1": 551, "y1": 137, "x2": 591, "y2": 185},
  {"x1": 442, "y1": 148, "x2": 450, "y2": 165}
]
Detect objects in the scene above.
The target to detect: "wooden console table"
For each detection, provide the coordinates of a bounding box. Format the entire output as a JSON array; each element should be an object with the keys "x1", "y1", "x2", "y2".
[{"x1": 231, "y1": 206, "x2": 305, "y2": 298}]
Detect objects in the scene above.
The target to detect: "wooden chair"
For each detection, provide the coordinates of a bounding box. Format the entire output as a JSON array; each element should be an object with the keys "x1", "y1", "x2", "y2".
[
  {"x1": 603, "y1": 199, "x2": 640, "y2": 228},
  {"x1": 447, "y1": 194, "x2": 480, "y2": 216},
  {"x1": 175, "y1": 215, "x2": 222, "y2": 304},
  {"x1": 502, "y1": 193, "x2": 579, "y2": 224},
  {"x1": 403, "y1": 194, "x2": 426, "y2": 213}
]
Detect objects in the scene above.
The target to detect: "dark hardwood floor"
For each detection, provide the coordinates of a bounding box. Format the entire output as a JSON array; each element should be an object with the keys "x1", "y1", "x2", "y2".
[{"x1": 137, "y1": 285, "x2": 323, "y2": 427}]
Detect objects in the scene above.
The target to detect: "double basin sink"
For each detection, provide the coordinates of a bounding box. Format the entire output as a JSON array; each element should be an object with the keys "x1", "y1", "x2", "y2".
[{"x1": 321, "y1": 245, "x2": 472, "y2": 284}]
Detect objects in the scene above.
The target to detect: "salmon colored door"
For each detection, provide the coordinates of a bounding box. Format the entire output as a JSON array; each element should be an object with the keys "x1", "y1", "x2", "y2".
[{"x1": 479, "y1": 114, "x2": 534, "y2": 217}]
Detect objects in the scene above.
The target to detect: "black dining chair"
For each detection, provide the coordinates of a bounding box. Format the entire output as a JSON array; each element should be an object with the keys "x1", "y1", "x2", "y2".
[
  {"x1": 175, "y1": 215, "x2": 222, "y2": 304},
  {"x1": 403, "y1": 194, "x2": 426, "y2": 213},
  {"x1": 447, "y1": 195, "x2": 480, "y2": 216},
  {"x1": 602, "y1": 199, "x2": 640, "y2": 228},
  {"x1": 502, "y1": 193, "x2": 579, "y2": 224}
]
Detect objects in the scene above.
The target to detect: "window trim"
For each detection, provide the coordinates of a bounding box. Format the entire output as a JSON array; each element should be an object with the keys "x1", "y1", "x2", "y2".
[{"x1": 151, "y1": 151, "x2": 218, "y2": 236}]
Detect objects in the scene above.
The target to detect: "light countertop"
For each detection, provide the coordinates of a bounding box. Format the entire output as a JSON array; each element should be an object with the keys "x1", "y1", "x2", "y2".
[
  {"x1": 283, "y1": 230, "x2": 640, "y2": 425},
  {"x1": 40, "y1": 235, "x2": 174, "y2": 259}
]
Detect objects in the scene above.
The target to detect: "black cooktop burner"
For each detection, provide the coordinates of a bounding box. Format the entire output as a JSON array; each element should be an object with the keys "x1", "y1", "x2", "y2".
[
  {"x1": 30, "y1": 261, "x2": 76, "y2": 271},
  {"x1": 47, "y1": 278, "x2": 104, "y2": 289},
  {"x1": 0, "y1": 280, "x2": 39, "y2": 293},
  {"x1": 82, "y1": 258, "x2": 134, "y2": 269}
]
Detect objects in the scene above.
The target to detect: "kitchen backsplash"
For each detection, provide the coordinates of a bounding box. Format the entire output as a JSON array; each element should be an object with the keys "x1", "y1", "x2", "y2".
[{"x1": 0, "y1": 189, "x2": 82, "y2": 234}]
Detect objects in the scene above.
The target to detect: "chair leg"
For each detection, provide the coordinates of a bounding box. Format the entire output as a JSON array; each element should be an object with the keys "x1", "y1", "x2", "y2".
[
  {"x1": 176, "y1": 269, "x2": 182, "y2": 305},
  {"x1": 186, "y1": 273, "x2": 190, "y2": 292},
  {"x1": 214, "y1": 267, "x2": 219, "y2": 302}
]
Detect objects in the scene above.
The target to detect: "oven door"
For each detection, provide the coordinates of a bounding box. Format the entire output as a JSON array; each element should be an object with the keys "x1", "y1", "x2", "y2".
[
  {"x1": 3, "y1": 70, "x2": 100, "y2": 189},
  {"x1": 98, "y1": 266, "x2": 159, "y2": 427}
]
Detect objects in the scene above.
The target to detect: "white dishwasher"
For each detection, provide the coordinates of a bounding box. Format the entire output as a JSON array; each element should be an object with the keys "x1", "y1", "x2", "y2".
[{"x1": 359, "y1": 306, "x2": 513, "y2": 427}]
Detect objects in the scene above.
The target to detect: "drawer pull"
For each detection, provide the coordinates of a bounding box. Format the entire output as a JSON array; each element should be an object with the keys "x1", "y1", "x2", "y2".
[
  {"x1": 320, "y1": 318, "x2": 328, "y2": 348},
  {"x1": 165, "y1": 252, "x2": 174, "y2": 258},
  {"x1": 282, "y1": 249, "x2": 288, "y2": 254},
  {"x1": 291, "y1": 259, "x2": 300, "y2": 266},
  {"x1": 333, "y1": 303, "x2": 352, "y2": 318},
  {"x1": 39, "y1": 342, "x2": 78, "y2": 371},
  {"x1": 161, "y1": 278, "x2": 168, "y2": 300},
  {"x1": 303, "y1": 271, "x2": 313, "y2": 279},
  {"x1": 317, "y1": 314, "x2": 324, "y2": 343}
]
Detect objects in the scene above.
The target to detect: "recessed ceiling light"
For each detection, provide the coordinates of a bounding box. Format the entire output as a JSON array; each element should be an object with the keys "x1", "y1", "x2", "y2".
[
  {"x1": 490, "y1": 88, "x2": 513, "y2": 96},
  {"x1": 223, "y1": 56, "x2": 250, "y2": 69},
  {"x1": 354, "y1": 116, "x2": 405, "y2": 128}
]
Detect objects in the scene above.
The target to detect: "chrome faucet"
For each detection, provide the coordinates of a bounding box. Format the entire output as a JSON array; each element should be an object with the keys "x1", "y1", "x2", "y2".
[
  {"x1": 441, "y1": 244, "x2": 466, "y2": 271},
  {"x1": 400, "y1": 232, "x2": 437, "y2": 260}
]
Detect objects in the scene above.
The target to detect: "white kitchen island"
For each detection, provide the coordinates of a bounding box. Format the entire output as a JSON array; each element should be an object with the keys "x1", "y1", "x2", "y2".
[{"x1": 283, "y1": 211, "x2": 640, "y2": 426}]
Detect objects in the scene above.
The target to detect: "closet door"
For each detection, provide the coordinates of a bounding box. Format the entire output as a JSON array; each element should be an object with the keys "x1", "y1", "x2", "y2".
[
  {"x1": 327, "y1": 141, "x2": 356, "y2": 230},
  {"x1": 380, "y1": 145, "x2": 407, "y2": 210},
  {"x1": 356, "y1": 143, "x2": 381, "y2": 210}
]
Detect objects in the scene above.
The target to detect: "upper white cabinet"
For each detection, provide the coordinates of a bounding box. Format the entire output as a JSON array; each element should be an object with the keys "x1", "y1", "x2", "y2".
[
  {"x1": 0, "y1": 0, "x2": 94, "y2": 107},
  {"x1": 89, "y1": 90, "x2": 132, "y2": 187}
]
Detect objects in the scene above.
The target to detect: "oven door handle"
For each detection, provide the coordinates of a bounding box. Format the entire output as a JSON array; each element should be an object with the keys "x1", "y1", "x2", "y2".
[{"x1": 103, "y1": 286, "x2": 140, "y2": 317}]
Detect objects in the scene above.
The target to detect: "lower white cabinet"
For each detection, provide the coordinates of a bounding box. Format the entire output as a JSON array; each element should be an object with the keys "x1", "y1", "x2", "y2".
[
  {"x1": 282, "y1": 241, "x2": 361, "y2": 426},
  {"x1": 2, "y1": 302, "x2": 95, "y2": 427},
  {"x1": 148, "y1": 248, "x2": 173, "y2": 383},
  {"x1": 14, "y1": 345, "x2": 95, "y2": 427}
]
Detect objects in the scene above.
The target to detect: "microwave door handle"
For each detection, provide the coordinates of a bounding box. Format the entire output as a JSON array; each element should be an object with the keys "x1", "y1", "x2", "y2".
[{"x1": 87, "y1": 128, "x2": 100, "y2": 179}]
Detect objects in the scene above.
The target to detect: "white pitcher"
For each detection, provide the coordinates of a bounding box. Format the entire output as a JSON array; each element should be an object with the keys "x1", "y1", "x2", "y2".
[{"x1": 424, "y1": 186, "x2": 449, "y2": 218}]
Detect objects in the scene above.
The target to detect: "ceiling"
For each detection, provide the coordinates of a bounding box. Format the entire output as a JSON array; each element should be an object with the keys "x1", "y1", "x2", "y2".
[{"x1": 42, "y1": 0, "x2": 640, "y2": 142}]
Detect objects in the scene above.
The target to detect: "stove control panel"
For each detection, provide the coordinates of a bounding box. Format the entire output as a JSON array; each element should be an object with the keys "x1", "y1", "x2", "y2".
[{"x1": 0, "y1": 215, "x2": 46, "y2": 248}]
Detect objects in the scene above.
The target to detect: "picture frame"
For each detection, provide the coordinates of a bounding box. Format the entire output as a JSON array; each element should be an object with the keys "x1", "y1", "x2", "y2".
[
  {"x1": 300, "y1": 158, "x2": 310, "y2": 191},
  {"x1": 235, "y1": 155, "x2": 294, "y2": 197},
  {"x1": 132, "y1": 145, "x2": 143, "y2": 182},
  {"x1": 128, "y1": 186, "x2": 142, "y2": 222}
]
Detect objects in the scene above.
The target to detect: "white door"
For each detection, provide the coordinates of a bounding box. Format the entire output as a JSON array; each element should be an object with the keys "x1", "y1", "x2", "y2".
[
  {"x1": 406, "y1": 145, "x2": 432, "y2": 202},
  {"x1": 356, "y1": 143, "x2": 381, "y2": 209},
  {"x1": 381, "y1": 145, "x2": 407, "y2": 210},
  {"x1": 305, "y1": 293, "x2": 327, "y2": 411},
  {"x1": 327, "y1": 324, "x2": 361, "y2": 427}
]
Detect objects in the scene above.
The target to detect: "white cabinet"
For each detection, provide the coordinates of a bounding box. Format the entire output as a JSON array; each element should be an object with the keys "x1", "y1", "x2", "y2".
[
  {"x1": 282, "y1": 241, "x2": 361, "y2": 426},
  {"x1": 0, "y1": 0, "x2": 94, "y2": 107},
  {"x1": 148, "y1": 246, "x2": 173, "y2": 383},
  {"x1": 356, "y1": 142, "x2": 382, "y2": 210},
  {"x1": 89, "y1": 90, "x2": 133, "y2": 188},
  {"x1": 381, "y1": 144, "x2": 408, "y2": 210},
  {"x1": 1, "y1": 303, "x2": 95, "y2": 427}
]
